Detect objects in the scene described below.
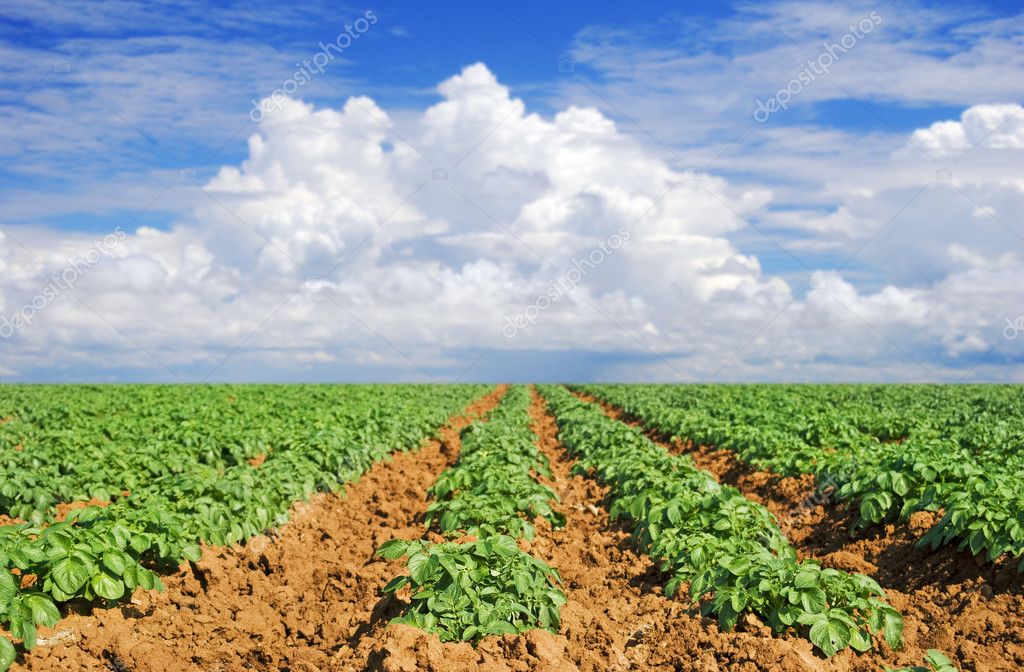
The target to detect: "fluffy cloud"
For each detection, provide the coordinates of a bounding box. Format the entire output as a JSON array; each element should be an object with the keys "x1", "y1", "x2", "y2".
[
  {"x1": 0, "y1": 64, "x2": 1021, "y2": 381},
  {"x1": 910, "y1": 104, "x2": 1024, "y2": 153}
]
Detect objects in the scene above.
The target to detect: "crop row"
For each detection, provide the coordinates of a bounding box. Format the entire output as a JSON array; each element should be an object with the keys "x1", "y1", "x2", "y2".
[
  {"x1": 577, "y1": 384, "x2": 1024, "y2": 569},
  {"x1": 0, "y1": 385, "x2": 461, "y2": 524},
  {"x1": 0, "y1": 385, "x2": 488, "y2": 670},
  {"x1": 539, "y1": 385, "x2": 903, "y2": 657},
  {"x1": 426, "y1": 385, "x2": 565, "y2": 540},
  {"x1": 377, "y1": 385, "x2": 567, "y2": 642}
]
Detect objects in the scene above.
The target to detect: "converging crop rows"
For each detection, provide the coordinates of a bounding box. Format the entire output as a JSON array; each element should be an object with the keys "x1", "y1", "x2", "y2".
[
  {"x1": 1, "y1": 384, "x2": 1021, "y2": 671},
  {"x1": 575, "y1": 384, "x2": 1024, "y2": 571}
]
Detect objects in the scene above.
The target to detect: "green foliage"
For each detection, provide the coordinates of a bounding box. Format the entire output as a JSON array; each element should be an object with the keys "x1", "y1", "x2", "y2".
[
  {"x1": 426, "y1": 386, "x2": 564, "y2": 540},
  {"x1": 0, "y1": 384, "x2": 490, "y2": 670},
  {"x1": 0, "y1": 385, "x2": 485, "y2": 524},
  {"x1": 538, "y1": 385, "x2": 902, "y2": 658},
  {"x1": 886, "y1": 649, "x2": 958, "y2": 672},
  {"x1": 919, "y1": 475, "x2": 1024, "y2": 566},
  {"x1": 376, "y1": 536, "x2": 565, "y2": 642},
  {"x1": 378, "y1": 386, "x2": 568, "y2": 642},
  {"x1": 579, "y1": 384, "x2": 1024, "y2": 568}
]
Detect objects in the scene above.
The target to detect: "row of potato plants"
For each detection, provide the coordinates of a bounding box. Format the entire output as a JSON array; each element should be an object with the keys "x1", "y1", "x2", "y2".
[
  {"x1": 0, "y1": 385, "x2": 488, "y2": 670},
  {"x1": 377, "y1": 385, "x2": 567, "y2": 642},
  {"x1": 0, "y1": 385, "x2": 446, "y2": 523},
  {"x1": 539, "y1": 385, "x2": 903, "y2": 658},
  {"x1": 578, "y1": 384, "x2": 1024, "y2": 569}
]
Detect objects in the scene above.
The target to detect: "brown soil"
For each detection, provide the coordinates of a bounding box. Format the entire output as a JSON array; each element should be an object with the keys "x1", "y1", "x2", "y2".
[
  {"x1": 53, "y1": 499, "x2": 111, "y2": 523},
  {"x1": 2, "y1": 494, "x2": 127, "y2": 527},
  {"x1": 572, "y1": 388, "x2": 1024, "y2": 671},
  {"x1": 16, "y1": 385, "x2": 508, "y2": 672}
]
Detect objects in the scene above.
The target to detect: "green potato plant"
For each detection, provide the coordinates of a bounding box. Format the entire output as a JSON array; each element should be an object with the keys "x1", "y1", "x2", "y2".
[
  {"x1": 539, "y1": 385, "x2": 903, "y2": 658},
  {"x1": 378, "y1": 386, "x2": 569, "y2": 642},
  {"x1": 376, "y1": 536, "x2": 565, "y2": 642},
  {"x1": 579, "y1": 384, "x2": 1024, "y2": 569},
  {"x1": 0, "y1": 384, "x2": 490, "y2": 670}
]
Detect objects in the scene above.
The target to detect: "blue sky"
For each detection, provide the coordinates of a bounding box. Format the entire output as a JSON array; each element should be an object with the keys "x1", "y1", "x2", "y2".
[{"x1": 0, "y1": 0, "x2": 1022, "y2": 382}]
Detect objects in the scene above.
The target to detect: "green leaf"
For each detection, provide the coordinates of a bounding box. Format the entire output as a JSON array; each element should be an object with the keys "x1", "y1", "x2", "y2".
[
  {"x1": 129, "y1": 535, "x2": 150, "y2": 554},
  {"x1": 882, "y1": 609, "x2": 905, "y2": 651},
  {"x1": 47, "y1": 584, "x2": 74, "y2": 603},
  {"x1": 15, "y1": 620, "x2": 36, "y2": 651},
  {"x1": 50, "y1": 554, "x2": 91, "y2": 595},
  {"x1": 809, "y1": 616, "x2": 851, "y2": 657},
  {"x1": 91, "y1": 572, "x2": 126, "y2": 601},
  {"x1": 25, "y1": 595, "x2": 60, "y2": 627},
  {"x1": 513, "y1": 572, "x2": 531, "y2": 596},
  {"x1": 102, "y1": 551, "x2": 127, "y2": 576},
  {"x1": 848, "y1": 626, "x2": 872, "y2": 652},
  {"x1": 486, "y1": 621, "x2": 519, "y2": 635},
  {"x1": 381, "y1": 575, "x2": 409, "y2": 594},
  {"x1": 664, "y1": 576, "x2": 682, "y2": 598},
  {"x1": 0, "y1": 636, "x2": 15, "y2": 672},
  {"x1": 492, "y1": 535, "x2": 519, "y2": 555},
  {"x1": 968, "y1": 529, "x2": 986, "y2": 556},
  {"x1": 376, "y1": 539, "x2": 412, "y2": 560},
  {"x1": 0, "y1": 571, "x2": 16, "y2": 606},
  {"x1": 408, "y1": 553, "x2": 439, "y2": 585},
  {"x1": 181, "y1": 545, "x2": 202, "y2": 562},
  {"x1": 892, "y1": 473, "x2": 911, "y2": 497},
  {"x1": 137, "y1": 568, "x2": 161, "y2": 591},
  {"x1": 718, "y1": 602, "x2": 739, "y2": 632},
  {"x1": 794, "y1": 569, "x2": 819, "y2": 589},
  {"x1": 924, "y1": 649, "x2": 955, "y2": 671},
  {"x1": 800, "y1": 587, "x2": 827, "y2": 614}
]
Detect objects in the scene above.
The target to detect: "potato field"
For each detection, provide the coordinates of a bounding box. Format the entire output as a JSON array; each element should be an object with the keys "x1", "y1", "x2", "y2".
[{"x1": 1, "y1": 384, "x2": 1021, "y2": 671}]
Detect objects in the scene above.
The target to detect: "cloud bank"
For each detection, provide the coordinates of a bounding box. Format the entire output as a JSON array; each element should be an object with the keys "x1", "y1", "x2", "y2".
[{"x1": 0, "y1": 64, "x2": 1021, "y2": 382}]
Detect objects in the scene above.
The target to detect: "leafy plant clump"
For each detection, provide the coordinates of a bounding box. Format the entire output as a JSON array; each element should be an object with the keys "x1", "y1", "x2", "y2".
[
  {"x1": 376, "y1": 536, "x2": 566, "y2": 642},
  {"x1": 538, "y1": 385, "x2": 903, "y2": 658}
]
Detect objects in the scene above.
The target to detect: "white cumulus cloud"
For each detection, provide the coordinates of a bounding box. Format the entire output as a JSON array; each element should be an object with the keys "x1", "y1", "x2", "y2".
[{"x1": 0, "y1": 65, "x2": 1021, "y2": 382}]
